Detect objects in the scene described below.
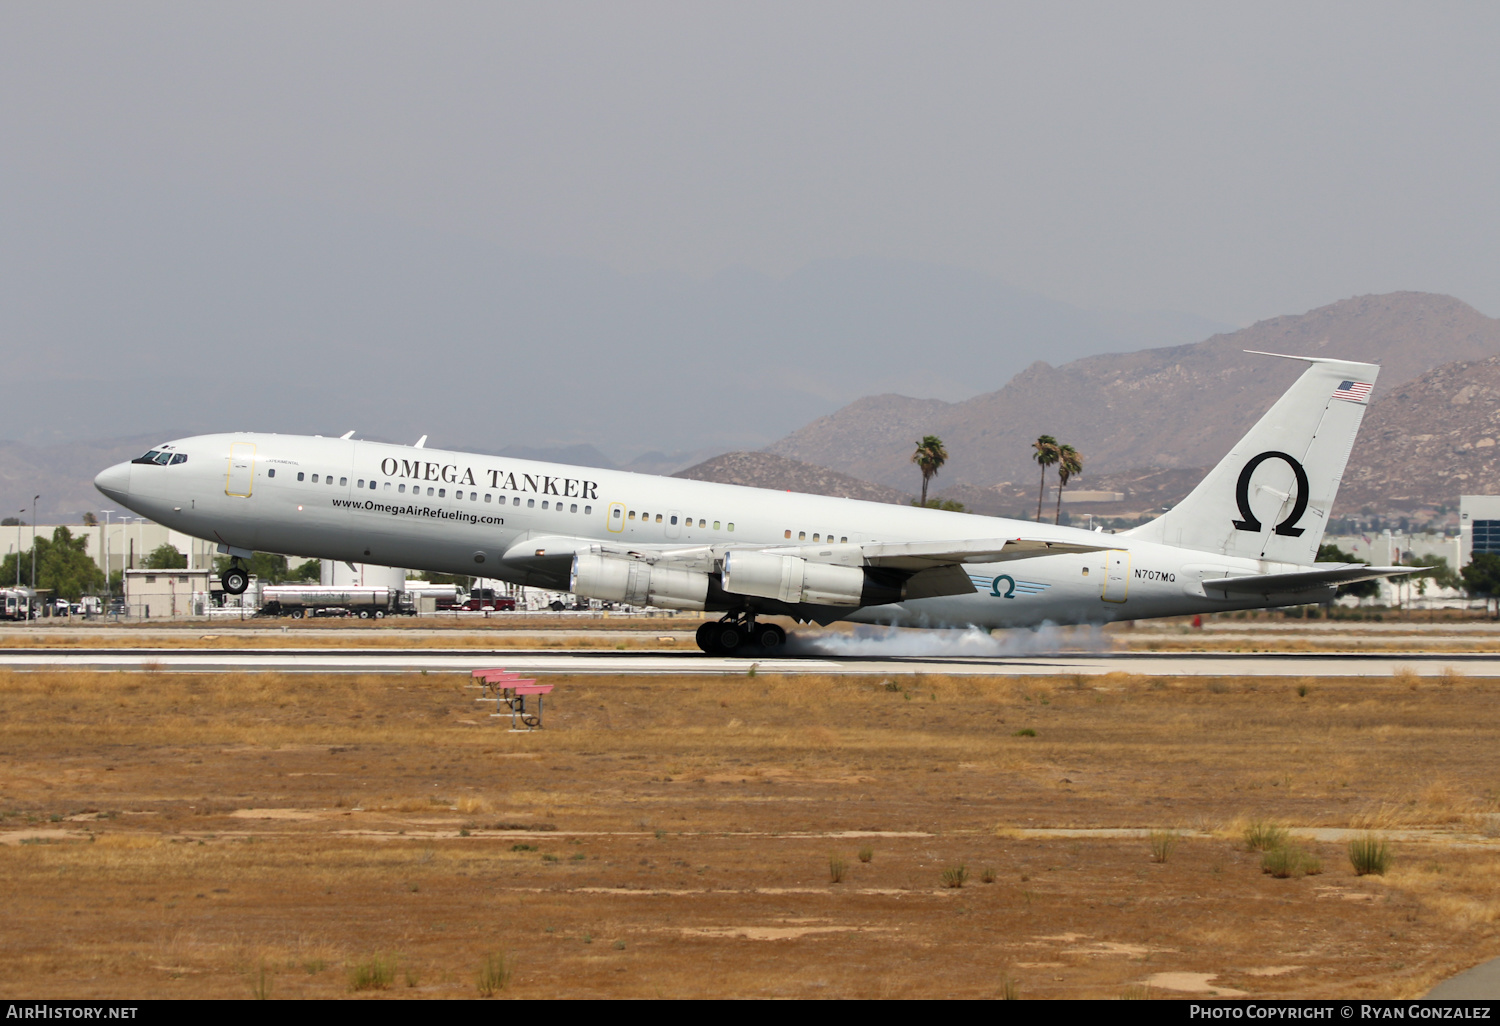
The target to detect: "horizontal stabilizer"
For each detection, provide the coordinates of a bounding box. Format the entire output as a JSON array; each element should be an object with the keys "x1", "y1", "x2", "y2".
[{"x1": 1206, "y1": 564, "x2": 1416, "y2": 595}]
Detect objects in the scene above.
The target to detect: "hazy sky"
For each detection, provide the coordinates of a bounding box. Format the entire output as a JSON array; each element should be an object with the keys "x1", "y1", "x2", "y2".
[{"x1": 5, "y1": 1, "x2": 1497, "y2": 327}]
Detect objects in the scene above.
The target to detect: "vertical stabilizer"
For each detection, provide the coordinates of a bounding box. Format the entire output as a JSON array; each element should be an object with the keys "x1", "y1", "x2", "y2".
[{"x1": 1125, "y1": 354, "x2": 1378, "y2": 564}]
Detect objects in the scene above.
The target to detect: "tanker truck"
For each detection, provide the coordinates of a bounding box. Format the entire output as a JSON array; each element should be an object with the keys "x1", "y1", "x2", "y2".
[{"x1": 259, "y1": 585, "x2": 400, "y2": 619}]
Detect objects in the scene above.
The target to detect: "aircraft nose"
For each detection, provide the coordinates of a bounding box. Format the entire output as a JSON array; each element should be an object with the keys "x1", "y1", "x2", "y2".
[{"x1": 94, "y1": 462, "x2": 132, "y2": 503}]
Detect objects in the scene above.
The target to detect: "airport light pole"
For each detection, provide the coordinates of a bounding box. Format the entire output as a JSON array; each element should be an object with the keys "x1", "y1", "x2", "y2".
[
  {"x1": 100, "y1": 510, "x2": 115, "y2": 599},
  {"x1": 30, "y1": 495, "x2": 38, "y2": 591},
  {"x1": 14, "y1": 509, "x2": 21, "y2": 588}
]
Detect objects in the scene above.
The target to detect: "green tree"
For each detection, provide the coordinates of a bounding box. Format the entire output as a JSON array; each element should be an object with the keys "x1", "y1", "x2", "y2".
[
  {"x1": 1414, "y1": 554, "x2": 1462, "y2": 592},
  {"x1": 1032, "y1": 435, "x2": 1059, "y2": 522},
  {"x1": 1052, "y1": 443, "x2": 1082, "y2": 525},
  {"x1": 1461, "y1": 552, "x2": 1500, "y2": 619},
  {"x1": 142, "y1": 544, "x2": 188, "y2": 570},
  {"x1": 1316, "y1": 543, "x2": 1380, "y2": 599},
  {"x1": 0, "y1": 527, "x2": 105, "y2": 602},
  {"x1": 290, "y1": 559, "x2": 322, "y2": 582},
  {"x1": 911, "y1": 436, "x2": 948, "y2": 506},
  {"x1": 81, "y1": 512, "x2": 98, "y2": 527},
  {"x1": 912, "y1": 498, "x2": 967, "y2": 512}
]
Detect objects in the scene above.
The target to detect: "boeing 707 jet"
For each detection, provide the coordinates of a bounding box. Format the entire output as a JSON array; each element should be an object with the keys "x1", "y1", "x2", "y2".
[{"x1": 95, "y1": 353, "x2": 1411, "y2": 654}]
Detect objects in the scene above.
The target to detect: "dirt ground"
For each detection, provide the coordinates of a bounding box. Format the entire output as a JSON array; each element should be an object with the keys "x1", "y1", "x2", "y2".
[{"x1": 2, "y1": 665, "x2": 1499, "y2": 999}]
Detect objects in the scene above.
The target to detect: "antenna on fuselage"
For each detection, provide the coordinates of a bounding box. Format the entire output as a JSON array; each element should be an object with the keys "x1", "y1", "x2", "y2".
[
  {"x1": 339, "y1": 430, "x2": 355, "y2": 439},
  {"x1": 414, "y1": 435, "x2": 428, "y2": 448}
]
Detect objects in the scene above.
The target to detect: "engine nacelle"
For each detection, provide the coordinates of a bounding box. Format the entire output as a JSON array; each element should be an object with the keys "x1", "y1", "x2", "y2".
[
  {"x1": 570, "y1": 553, "x2": 708, "y2": 611},
  {"x1": 721, "y1": 550, "x2": 867, "y2": 606}
]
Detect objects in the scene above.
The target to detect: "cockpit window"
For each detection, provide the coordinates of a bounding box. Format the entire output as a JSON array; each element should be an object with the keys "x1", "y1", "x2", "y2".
[{"x1": 131, "y1": 449, "x2": 187, "y2": 466}]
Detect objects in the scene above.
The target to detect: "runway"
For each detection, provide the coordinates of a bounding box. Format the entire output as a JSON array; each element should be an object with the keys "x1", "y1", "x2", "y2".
[{"x1": 3, "y1": 645, "x2": 1498, "y2": 675}]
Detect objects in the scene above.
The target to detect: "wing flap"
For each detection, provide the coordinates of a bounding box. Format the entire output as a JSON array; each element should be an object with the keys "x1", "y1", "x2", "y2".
[{"x1": 902, "y1": 564, "x2": 979, "y2": 600}]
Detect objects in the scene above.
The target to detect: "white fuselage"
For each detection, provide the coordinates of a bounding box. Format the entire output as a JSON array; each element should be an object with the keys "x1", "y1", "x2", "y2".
[{"x1": 96, "y1": 432, "x2": 1318, "y2": 628}]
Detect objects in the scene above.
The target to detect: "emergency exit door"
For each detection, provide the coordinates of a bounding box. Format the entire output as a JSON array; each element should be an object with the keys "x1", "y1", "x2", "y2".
[
  {"x1": 225, "y1": 442, "x2": 256, "y2": 497},
  {"x1": 1102, "y1": 549, "x2": 1129, "y2": 603}
]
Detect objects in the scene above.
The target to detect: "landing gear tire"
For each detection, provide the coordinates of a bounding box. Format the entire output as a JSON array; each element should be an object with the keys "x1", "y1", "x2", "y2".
[
  {"x1": 695, "y1": 621, "x2": 720, "y2": 653},
  {"x1": 751, "y1": 623, "x2": 786, "y2": 650},
  {"x1": 221, "y1": 567, "x2": 249, "y2": 595},
  {"x1": 717, "y1": 623, "x2": 744, "y2": 654}
]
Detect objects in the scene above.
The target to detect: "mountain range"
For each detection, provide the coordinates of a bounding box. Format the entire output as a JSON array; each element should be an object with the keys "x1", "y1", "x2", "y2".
[{"x1": 766, "y1": 292, "x2": 1500, "y2": 510}]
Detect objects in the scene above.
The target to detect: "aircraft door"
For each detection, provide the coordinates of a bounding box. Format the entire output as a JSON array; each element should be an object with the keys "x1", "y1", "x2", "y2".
[
  {"x1": 1102, "y1": 549, "x2": 1129, "y2": 603},
  {"x1": 225, "y1": 442, "x2": 256, "y2": 497},
  {"x1": 607, "y1": 502, "x2": 625, "y2": 533},
  {"x1": 665, "y1": 509, "x2": 682, "y2": 540}
]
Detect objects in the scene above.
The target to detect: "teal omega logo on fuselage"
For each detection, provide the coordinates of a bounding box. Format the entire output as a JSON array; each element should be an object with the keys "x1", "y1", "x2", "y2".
[{"x1": 969, "y1": 574, "x2": 1051, "y2": 599}]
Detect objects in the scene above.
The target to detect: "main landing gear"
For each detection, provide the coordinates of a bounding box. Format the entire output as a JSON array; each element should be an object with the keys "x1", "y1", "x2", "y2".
[
  {"x1": 220, "y1": 560, "x2": 250, "y2": 596},
  {"x1": 695, "y1": 615, "x2": 786, "y2": 656}
]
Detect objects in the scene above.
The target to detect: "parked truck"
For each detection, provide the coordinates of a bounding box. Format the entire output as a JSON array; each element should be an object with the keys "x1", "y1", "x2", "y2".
[{"x1": 0, "y1": 588, "x2": 36, "y2": 621}]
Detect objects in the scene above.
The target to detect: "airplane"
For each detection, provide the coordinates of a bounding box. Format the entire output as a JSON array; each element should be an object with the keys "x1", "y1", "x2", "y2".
[{"x1": 94, "y1": 352, "x2": 1414, "y2": 654}]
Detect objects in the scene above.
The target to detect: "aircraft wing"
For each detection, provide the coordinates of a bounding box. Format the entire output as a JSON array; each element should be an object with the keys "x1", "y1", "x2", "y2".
[
  {"x1": 1206, "y1": 564, "x2": 1417, "y2": 595},
  {"x1": 853, "y1": 537, "x2": 1109, "y2": 570}
]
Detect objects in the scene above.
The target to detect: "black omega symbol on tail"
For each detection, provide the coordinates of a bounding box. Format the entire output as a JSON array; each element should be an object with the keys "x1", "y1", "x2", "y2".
[{"x1": 1232, "y1": 451, "x2": 1310, "y2": 537}]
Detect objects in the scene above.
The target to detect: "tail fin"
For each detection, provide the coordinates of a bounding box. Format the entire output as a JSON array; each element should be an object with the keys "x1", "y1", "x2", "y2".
[{"x1": 1126, "y1": 353, "x2": 1378, "y2": 564}]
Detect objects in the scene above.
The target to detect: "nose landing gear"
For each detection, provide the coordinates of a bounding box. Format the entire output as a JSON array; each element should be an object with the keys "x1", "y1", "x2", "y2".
[
  {"x1": 220, "y1": 561, "x2": 250, "y2": 596},
  {"x1": 696, "y1": 615, "x2": 786, "y2": 656}
]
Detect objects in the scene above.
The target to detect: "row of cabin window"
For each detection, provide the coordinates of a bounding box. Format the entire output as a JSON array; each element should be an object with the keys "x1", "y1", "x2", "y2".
[
  {"x1": 613, "y1": 509, "x2": 735, "y2": 532},
  {"x1": 785, "y1": 530, "x2": 849, "y2": 543},
  {"x1": 273, "y1": 469, "x2": 595, "y2": 514}
]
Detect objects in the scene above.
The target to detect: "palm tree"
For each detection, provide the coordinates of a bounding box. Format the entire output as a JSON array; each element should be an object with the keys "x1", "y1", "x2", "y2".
[
  {"x1": 911, "y1": 435, "x2": 948, "y2": 506},
  {"x1": 1053, "y1": 443, "x2": 1082, "y2": 524},
  {"x1": 1032, "y1": 435, "x2": 1059, "y2": 522}
]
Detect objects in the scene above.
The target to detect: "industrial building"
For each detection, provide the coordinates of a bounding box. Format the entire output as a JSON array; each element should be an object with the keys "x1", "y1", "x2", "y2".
[
  {"x1": 122, "y1": 568, "x2": 214, "y2": 618},
  {"x1": 1459, "y1": 495, "x2": 1500, "y2": 566}
]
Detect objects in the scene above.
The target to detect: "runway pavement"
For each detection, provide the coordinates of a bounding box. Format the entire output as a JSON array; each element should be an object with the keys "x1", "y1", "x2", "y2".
[{"x1": 3, "y1": 645, "x2": 1500, "y2": 675}]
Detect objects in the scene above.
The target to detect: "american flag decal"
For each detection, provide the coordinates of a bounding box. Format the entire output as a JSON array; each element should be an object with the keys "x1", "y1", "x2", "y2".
[{"x1": 1332, "y1": 380, "x2": 1372, "y2": 404}]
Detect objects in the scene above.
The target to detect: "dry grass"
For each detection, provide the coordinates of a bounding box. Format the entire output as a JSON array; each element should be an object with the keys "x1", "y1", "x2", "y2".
[
  {"x1": 2, "y1": 665, "x2": 1500, "y2": 998},
  {"x1": 0, "y1": 629, "x2": 684, "y2": 651}
]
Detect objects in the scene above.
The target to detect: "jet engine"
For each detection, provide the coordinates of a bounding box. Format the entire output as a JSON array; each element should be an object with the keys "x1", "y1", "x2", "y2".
[
  {"x1": 570, "y1": 553, "x2": 709, "y2": 611},
  {"x1": 722, "y1": 550, "x2": 897, "y2": 607}
]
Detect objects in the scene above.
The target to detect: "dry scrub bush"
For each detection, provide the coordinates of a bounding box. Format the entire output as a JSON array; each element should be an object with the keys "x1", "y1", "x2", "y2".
[
  {"x1": 828, "y1": 855, "x2": 848, "y2": 884},
  {"x1": 1349, "y1": 835, "x2": 1391, "y2": 876},
  {"x1": 1243, "y1": 818, "x2": 1289, "y2": 852},
  {"x1": 476, "y1": 952, "x2": 512, "y2": 996},
  {"x1": 1149, "y1": 831, "x2": 1179, "y2": 863},
  {"x1": 1262, "y1": 845, "x2": 1323, "y2": 878},
  {"x1": 348, "y1": 954, "x2": 396, "y2": 991},
  {"x1": 941, "y1": 865, "x2": 968, "y2": 888}
]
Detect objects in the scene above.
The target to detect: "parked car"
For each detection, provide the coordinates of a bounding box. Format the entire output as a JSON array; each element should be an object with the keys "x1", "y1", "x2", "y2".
[{"x1": 460, "y1": 596, "x2": 516, "y2": 611}]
